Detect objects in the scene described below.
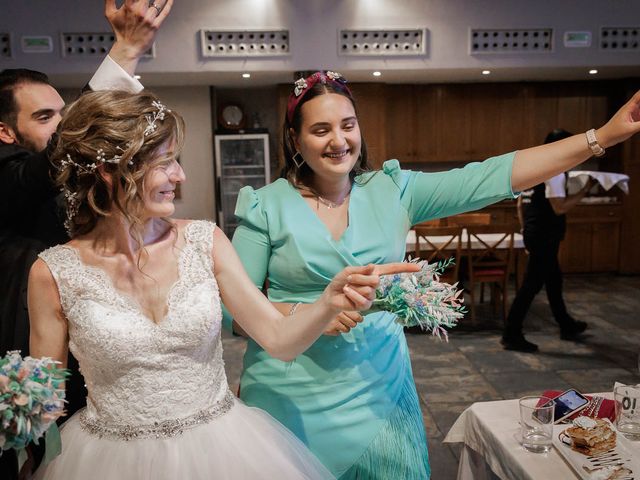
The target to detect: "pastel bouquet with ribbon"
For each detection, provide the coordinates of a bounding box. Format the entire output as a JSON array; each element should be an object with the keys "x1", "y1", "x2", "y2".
[
  {"x1": 373, "y1": 259, "x2": 465, "y2": 340},
  {"x1": 0, "y1": 351, "x2": 67, "y2": 468}
]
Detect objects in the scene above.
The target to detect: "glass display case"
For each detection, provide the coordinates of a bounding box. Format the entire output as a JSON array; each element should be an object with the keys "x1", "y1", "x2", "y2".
[{"x1": 214, "y1": 133, "x2": 270, "y2": 237}]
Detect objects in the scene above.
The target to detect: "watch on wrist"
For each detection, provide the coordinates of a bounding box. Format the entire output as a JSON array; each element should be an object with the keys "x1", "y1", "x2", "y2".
[{"x1": 586, "y1": 129, "x2": 605, "y2": 157}]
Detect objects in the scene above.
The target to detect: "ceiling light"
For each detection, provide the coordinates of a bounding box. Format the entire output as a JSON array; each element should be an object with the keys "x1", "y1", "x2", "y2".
[
  {"x1": 242, "y1": 73, "x2": 251, "y2": 78},
  {"x1": 372, "y1": 71, "x2": 382, "y2": 77},
  {"x1": 588, "y1": 69, "x2": 598, "y2": 75},
  {"x1": 481, "y1": 70, "x2": 491, "y2": 75}
]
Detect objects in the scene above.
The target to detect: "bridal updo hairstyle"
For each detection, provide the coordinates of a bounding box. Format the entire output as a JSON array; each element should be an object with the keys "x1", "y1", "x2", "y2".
[{"x1": 52, "y1": 90, "x2": 184, "y2": 238}]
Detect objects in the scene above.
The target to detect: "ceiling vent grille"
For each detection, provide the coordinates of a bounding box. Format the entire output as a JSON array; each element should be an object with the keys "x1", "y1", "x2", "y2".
[
  {"x1": 470, "y1": 29, "x2": 553, "y2": 53},
  {"x1": 338, "y1": 29, "x2": 427, "y2": 56},
  {"x1": 600, "y1": 27, "x2": 640, "y2": 51},
  {"x1": 0, "y1": 33, "x2": 11, "y2": 59},
  {"x1": 61, "y1": 33, "x2": 154, "y2": 58},
  {"x1": 200, "y1": 30, "x2": 289, "y2": 57}
]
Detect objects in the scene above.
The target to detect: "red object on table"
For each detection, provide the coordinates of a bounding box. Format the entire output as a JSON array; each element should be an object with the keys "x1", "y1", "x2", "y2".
[{"x1": 541, "y1": 390, "x2": 616, "y2": 422}]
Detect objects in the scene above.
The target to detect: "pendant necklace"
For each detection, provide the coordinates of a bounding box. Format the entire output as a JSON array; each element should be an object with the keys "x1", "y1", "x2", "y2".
[{"x1": 316, "y1": 194, "x2": 349, "y2": 209}]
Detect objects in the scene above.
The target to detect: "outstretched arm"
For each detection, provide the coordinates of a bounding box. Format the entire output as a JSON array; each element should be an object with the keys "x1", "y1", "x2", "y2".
[
  {"x1": 28, "y1": 259, "x2": 68, "y2": 367},
  {"x1": 214, "y1": 227, "x2": 417, "y2": 361},
  {"x1": 511, "y1": 90, "x2": 640, "y2": 192},
  {"x1": 106, "y1": 0, "x2": 173, "y2": 75}
]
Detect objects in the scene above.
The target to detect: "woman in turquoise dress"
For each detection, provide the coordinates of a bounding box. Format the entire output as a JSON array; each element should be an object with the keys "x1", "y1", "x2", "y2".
[{"x1": 225, "y1": 73, "x2": 640, "y2": 479}]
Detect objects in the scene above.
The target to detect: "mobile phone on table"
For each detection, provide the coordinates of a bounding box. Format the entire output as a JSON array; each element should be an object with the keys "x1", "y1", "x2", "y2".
[{"x1": 551, "y1": 389, "x2": 590, "y2": 424}]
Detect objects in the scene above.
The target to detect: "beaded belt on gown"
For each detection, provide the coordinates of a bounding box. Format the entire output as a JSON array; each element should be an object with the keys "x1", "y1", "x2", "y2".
[{"x1": 78, "y1": 389, "x2": 236, "y2": 440}]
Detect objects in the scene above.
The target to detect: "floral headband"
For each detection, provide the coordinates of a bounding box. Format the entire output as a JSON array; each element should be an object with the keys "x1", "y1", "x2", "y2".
[{"x1": 286, "y1": 71, "x2": 352, "y2": 123}]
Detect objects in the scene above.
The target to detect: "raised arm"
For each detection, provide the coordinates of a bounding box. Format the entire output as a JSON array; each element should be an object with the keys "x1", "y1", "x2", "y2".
[
  {"x1": 511, "y1": 90, "x2": 640, "y2": 192},
  {"x1": 105, "y1": 0, "x2": 173, "y2": 76},
  {"x1": 214, "y1": 227, "x2": 416, "y2": 361},
  {"x1": 28, "y1": 259, "x2": 68, "y2": 367}
]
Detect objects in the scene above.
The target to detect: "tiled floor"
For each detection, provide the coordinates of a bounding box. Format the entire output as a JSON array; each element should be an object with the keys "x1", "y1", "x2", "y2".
[{"x1": 222, "y1": 274, "x2": 640, "y2": 479}]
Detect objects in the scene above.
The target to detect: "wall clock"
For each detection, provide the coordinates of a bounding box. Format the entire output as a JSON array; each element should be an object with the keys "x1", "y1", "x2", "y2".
[{"x1": 219, "y1": 104, "x2": 245, "y2": 130}]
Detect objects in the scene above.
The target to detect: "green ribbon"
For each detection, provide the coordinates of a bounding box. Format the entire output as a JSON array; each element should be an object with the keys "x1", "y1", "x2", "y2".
[
  {"x1": 16, "y1": 447, "x2": 28, "y2": 471},
  {"x1": 43, "y1": 423, "x2": 62, "y2": 465}
]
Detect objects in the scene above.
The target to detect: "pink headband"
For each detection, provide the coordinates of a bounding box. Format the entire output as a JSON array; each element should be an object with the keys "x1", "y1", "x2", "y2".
[{"x1": 286, "y1": 71, "x2": 352, "y2": 123}]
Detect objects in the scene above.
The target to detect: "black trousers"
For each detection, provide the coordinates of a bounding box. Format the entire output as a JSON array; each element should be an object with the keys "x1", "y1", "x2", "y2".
[{"x1": 504, "y1": 235, "x2": 574, "y2": 337}]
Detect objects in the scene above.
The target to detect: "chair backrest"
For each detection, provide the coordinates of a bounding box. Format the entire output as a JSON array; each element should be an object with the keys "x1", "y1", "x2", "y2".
[
  {"x1": 448, "y1": 213, "x2": 491, "y2": 226},
  {"x1": 465, "y1": 224, "x2": 516, "y2": 275},
  {"x1": 414, "y1": 225, "x2": 463, "y2": 280},
  {"x1": 414, "y1": 218, "x2": 445, "y2": 227}
]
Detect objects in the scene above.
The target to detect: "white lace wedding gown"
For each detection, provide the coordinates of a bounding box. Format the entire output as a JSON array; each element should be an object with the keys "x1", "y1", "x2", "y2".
[{"x1": 34, "y1": 221, "x2": 333, "y2": 480}]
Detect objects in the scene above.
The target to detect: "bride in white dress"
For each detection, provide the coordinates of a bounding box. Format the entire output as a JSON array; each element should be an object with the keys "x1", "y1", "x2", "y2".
[{"x1": 28, "y1": 90, "x2": 417, "y2": 479}]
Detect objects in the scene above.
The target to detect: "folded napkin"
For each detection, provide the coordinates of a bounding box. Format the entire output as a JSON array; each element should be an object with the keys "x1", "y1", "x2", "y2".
[
  {"x1": 541, "y1": 390, "x2": 616, "y2": 423},
  {"x1": 567, "y1": 170, "x2": 630, "y2": 195}
]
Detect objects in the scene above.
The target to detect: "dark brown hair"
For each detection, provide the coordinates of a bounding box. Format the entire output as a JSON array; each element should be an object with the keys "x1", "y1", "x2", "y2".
[
  {"x1": 281, "y1": 75, "x2": 372, "y2": 189},
  {"x1": 0, "y1": 69, "x2": 51, "y2": 131}
]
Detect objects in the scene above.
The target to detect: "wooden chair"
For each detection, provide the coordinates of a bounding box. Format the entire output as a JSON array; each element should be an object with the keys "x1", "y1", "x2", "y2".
[
  {"x1": 414, "y1": 218, "x2": 446, "y2": 227},
  {"x1": 447, "y1": 213, "x2": 491, "y2": 226},
  {"x1": 413, "y1": 225, "x2": 463, "y2": 283},
  {"x1": 465, "y1": 224, "x2": 516, "y2": 324}
]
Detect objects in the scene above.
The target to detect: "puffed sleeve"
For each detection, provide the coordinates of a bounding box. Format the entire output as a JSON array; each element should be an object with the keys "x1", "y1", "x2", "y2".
[
  {"x1": 220, "y1": 186, "x2": 272, "y2": 331},
  {"x1": 393, "y1": 152, "x2": 518, "y2": 225}
]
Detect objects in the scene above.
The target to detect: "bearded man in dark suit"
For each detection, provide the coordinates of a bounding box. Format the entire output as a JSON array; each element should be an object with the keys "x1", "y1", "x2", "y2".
[{"x1": 0, "y1": 1, "x2": 172, "y2": 476}]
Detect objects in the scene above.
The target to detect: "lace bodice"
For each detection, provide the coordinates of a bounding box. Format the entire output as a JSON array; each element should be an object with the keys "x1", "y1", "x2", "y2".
[{"x1": 39, "y1": 221, "x2": 230, "y2": 428}]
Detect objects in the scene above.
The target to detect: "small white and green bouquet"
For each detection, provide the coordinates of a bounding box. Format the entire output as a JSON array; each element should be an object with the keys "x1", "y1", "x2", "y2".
[
  {"x1": 0, "y1": 351, "x2": 67, "y2": 468},
  {"x1": 374, "y1": 259, "x2": 465, "y2": 340}
]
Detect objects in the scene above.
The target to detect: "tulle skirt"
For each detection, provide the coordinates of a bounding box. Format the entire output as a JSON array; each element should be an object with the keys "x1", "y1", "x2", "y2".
[{"x1": 34, "y1": 399, "x2": 334, "y2": 480}]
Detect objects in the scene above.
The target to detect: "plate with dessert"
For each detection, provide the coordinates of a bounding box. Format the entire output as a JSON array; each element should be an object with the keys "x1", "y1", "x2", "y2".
[{"x1": 554, "y1": 416, "x2": 639, "y2": 479}]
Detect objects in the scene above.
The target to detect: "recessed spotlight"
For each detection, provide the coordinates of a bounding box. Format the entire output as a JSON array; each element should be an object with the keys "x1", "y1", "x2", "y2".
[
  {"x1": 242, "y1": 73, "x2": 251, "y2": 78},
  {"x1": 134, "y1": 75, "x2": 141, "y2": 80},
  {"x1": 589, "y1": 69, "x2": 598, "y2": 75},
  {"x1": 372, "y1": 71, "x2": 382, "y2": 77},
  {"x1": 481, "y1": 70, "x2": 491, "y2": 75}
]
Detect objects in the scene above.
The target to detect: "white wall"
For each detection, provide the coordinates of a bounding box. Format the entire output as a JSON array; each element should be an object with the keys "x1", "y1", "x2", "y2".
[
  {"x1": 11, "y1": 0, "x2": 639, "y2": 220},
  {"x1": 153, "y1": 86, "x2": 215, "y2": 220},
  {"x1": 2, "y1": 0, "x2": 639, "y2": 86}
]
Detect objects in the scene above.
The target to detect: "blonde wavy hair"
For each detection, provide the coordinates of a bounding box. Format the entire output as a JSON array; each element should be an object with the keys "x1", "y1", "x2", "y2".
[{"x1": 52, "y1": 90, "x2": 185, "y2": 242}]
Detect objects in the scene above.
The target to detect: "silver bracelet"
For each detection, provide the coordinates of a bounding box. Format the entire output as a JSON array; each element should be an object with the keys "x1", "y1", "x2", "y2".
[{"x1": 288, "y1": 302, "x2": 302, "y2": 316}]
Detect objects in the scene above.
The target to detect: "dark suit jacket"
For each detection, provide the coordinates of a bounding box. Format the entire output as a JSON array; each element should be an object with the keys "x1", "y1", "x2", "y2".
[{"x1": 0, "y1": 142, "x2": 87, "y2": 479}]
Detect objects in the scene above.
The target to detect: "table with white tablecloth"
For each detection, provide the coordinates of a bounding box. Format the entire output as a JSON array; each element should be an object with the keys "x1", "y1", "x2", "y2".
[{"x1": 443, "y1": 393, "x2": 621, "y2": 480}]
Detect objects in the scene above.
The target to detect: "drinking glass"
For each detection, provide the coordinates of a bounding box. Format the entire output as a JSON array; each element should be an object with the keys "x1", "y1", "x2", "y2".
[
  {"x1": 614, "y1": 384, "x2": 640, "y2": 441},
  {"x1": 519, "y1": 396, "x2": 554, "y2": 453}
]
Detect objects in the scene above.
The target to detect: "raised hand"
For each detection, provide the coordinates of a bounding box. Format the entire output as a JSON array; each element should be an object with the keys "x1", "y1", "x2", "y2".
[
  {"x1": 322, "y1": 262, "x2": 421, "y2": 313},
  {"x1": 598, "y1": 90, "x2": 640, "y2": 148},
  {"x1": 105, "y1": 0, "x2": 174, "y2": 74}
]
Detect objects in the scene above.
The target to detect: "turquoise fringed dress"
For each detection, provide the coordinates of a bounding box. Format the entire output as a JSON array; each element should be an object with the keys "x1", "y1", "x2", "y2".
[{"x1": 226, "y1": 155, "x2": 517, "y2": 479}]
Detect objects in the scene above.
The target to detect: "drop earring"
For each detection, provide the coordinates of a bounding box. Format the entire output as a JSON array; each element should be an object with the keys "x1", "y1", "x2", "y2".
[{"x1": 293, "y1": 151, "x2": 305, "y2": 168}]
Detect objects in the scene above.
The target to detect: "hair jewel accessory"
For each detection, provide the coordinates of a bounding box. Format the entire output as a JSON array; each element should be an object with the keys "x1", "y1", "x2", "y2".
[
  {"x1": 287, "y1": 70, "x2": 351, "y2": 122},
  {"x1": 62, "y1": 187, "x2": 80, "y2": 234},
  {"x1": 293, "y1": 78, "x2": 308, "y2": 97},
  {"x1": 144, "y1": 100, "x2": 170, "y2": 136},
  {"x1": 60, "y1": 153, "x2": 97, "y2": 175},
  {"x1": 96, "y1": 148, "x2": 124, "y2": 165},
  {"x1": 325, "y1": 71, "x2": 345, "y2": 82},
  {"x1": 60, "y1": 99, "x2": 170, "y2": 233}
]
